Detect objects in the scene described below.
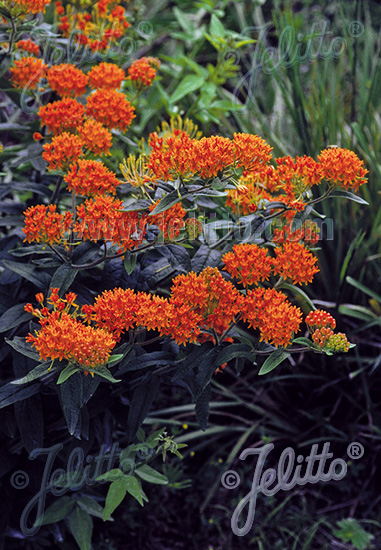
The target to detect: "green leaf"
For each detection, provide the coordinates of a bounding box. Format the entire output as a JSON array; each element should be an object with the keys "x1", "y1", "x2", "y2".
[
  {"x1": 103, "y1": 478, "x2": 128, "y2": 520},
  {"x1": 171, "y1": 75, "x2": 205, "y2": 104},
  {"x1": 0, "y1": 303, "x2": 32, "y2": 333},
  {"x1": 96, "y1": 468, "x2": 125, "y2": 483},
  {"x1": 148, "y1": 188, "x2": 190, "y2": 215},
  {"x1": 258, "y1": 349, "x2": 290, "y2": 375},
  {"x1": 77, "y1": 496, "x2": 110, "y2": 521},
  {"x1": 11, "y1": 361, "x2": 56, "y2": 384},
  {"x1": 124, "y1": 475, "x2": 144, "y2": 506},
  {"x1": 90, "y1": 365, "x2": 121, "y2": 383},
  {"x1": 107, "y1": 354, "x2": 124, "y2": 366},
  {"x1": 123, "y1": 252, "x2": 137, "y2": 275},
  {"x1": 35, "y1": 496, "x2": 75, "y2": 526},
  {"x1": 135, "y1": 464, "x2": 168, "y2": 485},
  {"x1": 68, "y1": 507, "x2": 93, "y2": 550},
  {"x1": 195, "y1": 383, "x2": 211, "y2": 431},
  {"x1": 157, "y1": 244, "x2": 191, "y2": 272},
  {"x1": 333, "y1": 518, "x2": 372, "y2": 550},
  {"x1": 213, "y1": 344, "x2": 255, "y2": 367},
  {"x1": 292, "y1": 337, "x2": 318, "y2": 350},
  {"x1": 279, "y1": 282, "x2": 316, "y2": 313},
  {"x1": 5, "y1": 337, "x2": 40, "y2": 361},
  {"x1": 50, "y1": 264, "x2": 79, "y2": 296},
  {"x1": 121, "y1": 199, "x2": 151, "y2": 212},
  {"x1": 126, "y1": 374, "x2": 160, "y2": 441},
  {"x1": 57, "y1": 364, "x2": 81, "y2": 385},
  {"x1": 210, "y1": 14, "x2": 225, "y2": 37},
  {"x1": 328, "y1": 190, "x2": 369, "y2": 205},
  {"x1": 2, "y1": 260, "x2": 49, "y2": 289},
  {"x1": 60, "y1": 372, "x2": 83, "y2": 436},
  {"x1": 0, "y1": 380, "x2": 40, "y2": 409}
]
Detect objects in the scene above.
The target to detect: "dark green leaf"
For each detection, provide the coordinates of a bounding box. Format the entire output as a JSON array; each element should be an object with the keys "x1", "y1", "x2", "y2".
[
  {"x1": 213, "y1": 344, "x2": 255, "y2": 367},
  {"x1": 126, "y1": 375, "x2": 160, "y2": 441},
  {"x1": 328, "y1": 190, "x2": 369, "y2": 205},
  {"x1": 103, "y1": 478, "x2": 127, "y2": 520},
  {"x1": 96, "y1": 468, "x2": 124, "y2": 483},
  {"x1": 121, "y1": 199, "x2": 151, "y2": 212},
  {"x1": 90, "y1": 366, "x2": 121, "y2": 383},
  {"x1": 195, "y1": 383, "x2": 211, "y2": 431},
  {"x1": 123, "y1": 252, "x2": 137, "y2": 275},
  {"x1": 124, "y1": 475, "x2": 144, "y2": 506},
  {"x1": 14, "y1": 393, "x2": 44, "y2": 453},
  {"x1": 2, "y1": 260, "x2": 49, "y2": 288},
  {"x1": 148, "y1": 188, "x2": 190, "y2": 215},
  {"x1": 135, "y1": 464, "x2": 168, "y2": 485},
  {"x1": 35, "y1": 496, "x2": 75, "y2": 526},
  {"x1": 50, "y1": 264, "x2": 78, "y2": 296},
  {"x1": 5, "y1": 337, "x2": 40, "y2": 361},
  {"x1": 77, "y1": 496, "x2": 110, "y2": 521},
  {"x1": 258, "y1": 349, "x2": 290, "y2": 375},
  {"x1": 0, "y1": 303, "x2": 31, "y2": 333},
  {"x1": 157, "y1": 244, "x2": 191, "y2": 272},
  {"x1": 11, "y1": 361, "x2": 56, "y2": 385},
  {"x1": 68, "y1": 507, "x2": 93, "y2": 550},
  {"x1": 60, "y1": 372, "x2": 83, "y2": 436}
]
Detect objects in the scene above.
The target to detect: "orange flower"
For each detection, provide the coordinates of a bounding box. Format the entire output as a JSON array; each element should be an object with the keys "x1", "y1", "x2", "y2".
[
  {"x1": 191, "y1": 136, "x2": 234, "y2": 178},
  {"x1": 273, "y1": 220, "x2": 320, "y2": 246},
  {"x1": 272, "y1": 241, "x2": 319, "y2": 285},
  {"x1": 13, "y1": 0, "x2": 50, "y2": 13},
  {"x1": 127, "y1": 57, "x2": 159, "y2": 88},
  {"x1": 233, "y1": 133, "x2": 273, "y2": 172},
  {"x1": 222, "y1": 244, "x2": 273, "y2": 287},
  {"x1": 38, "y1": 98, "x2": 85, "y2": 135},
  {"x1": 149, "y1": 200, "x2": 186, "y2": 240},
  {"x1": 226, "y1": 172, "x2": 273, "y2": 215},
  {"x1": 318, "y1": 148, "x2": 368, "y2": 191},
  {"x1": 46, "y1": 64, "x2": 88, "y2": 97},
  {"x1": 16, "y1": 39, "x2": 40, "y2": 56},
  {"x1": 10, "y1": 57, "x2": 47, "y2": 90},
  {"x1": 305, "y1": 309, "x2": 336, "y2": 331},
  {"x1": 135, "y1": 293, "x2": 172, "y2": 332},
  {"x1": 92, "y1": 288, "x2": 137, "y2": 340},
  {"x1": 74, "y1": 195, "x2": 147, "y2": 251},
  {"x1": 164, "y1": 267, "x2": 243, "y2": 345},
  {"x1": 27, "y1": 311, "x2": 116, "y2": 368},
  {"x1": 311, "y1": 327, "x2": 335, "y2": 348},
  {"x1": 242, "y1": 288, "x2": 302, "y2": 347},
  {"x1": 147, "y1": 130, "x2": 194, "y2": 180},
  {"x1": 33, "y1": 132, "x2": 43, "y2": 141},
  {"x1": 88, "y1": 62, "x2": 125, "y2": 89},
  {"x1": 86, "y1": 89, "x2": 135, "y2": 131},
  {"x1": 42, "y1": 133, "x2": 84, "y2": 171},
  {"x1": 23, "y1": 204, "x2": 72, "y2": 245},
  {"x1": 78, "y1": 119, "x2": 112, "y2": 156},
  {"x1": 65, "y1": 160, "x2": 120, "y2": 196},
  {"x1": 119, "y1": 154, "x2": 157, "y2": 188},
  {"x1": 275, "y1": 155, "x2": 324, "y2": 195}
]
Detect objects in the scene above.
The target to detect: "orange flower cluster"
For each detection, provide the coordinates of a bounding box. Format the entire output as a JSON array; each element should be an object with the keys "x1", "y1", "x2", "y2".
[
  {"x1": 86, "y1": 89, "x2": 135, "y2": 131},
  {"x1": 23, "y1": 204, "x2": 72, "y2": 245},
  {"x1": 311, "y1": 328, "x2": 350, "y2": 352},
  {"x1": 16, "y1": 39, "x2": 39, "y2": 56},
  {"x1": 226, "y1": 172, "x2": 273, "y2": 215},
  {"x1": 127, "y1": 57, "x2": 160, "y2": 89},
  {"x1": 42, "y1": 133, "x2": 84, "y2": 171},
  {"x1": 318, "y1": 148, "x2": 368, "y2": 191},
  {"x1": 74, "y1": 195, "x2": 147, "y2": 251},
  {"x1": 147, "y1": 131, "x2": 272, "y2": 181},
  {"x1": 88, "y1": 62, "x2": 125, "y2": 90},
  {"x1": 273, "y1": 241, "x2": 319, "y2": 285},
  {"x1": 13, "y1": 0, "x2": 50, "y2": 14},
  {"x1": 305, "y1": 309, "x2": 336, "y2": 330},
  {"x1": 26, "y1": 291, "x2": 116, "y2": 369},
  {"x1": 166, "y1": 267, "x2": 244, "y2": 344},
  {"x1": 38, "y1": 98, "x2": 85, "y2": 135},
  {"x1": 273, "y1": 220, "x2": 320, "y2": 246},
  {"x1": 275, "y1": 155, "x2": 323, "y2": 195},
  {"x1": 241, "y1": 288, "x2": 302, "y2": 347},
  {"x1": 65, "y1": 160, "x2": 120, "y2": 196},
  {"x1": 78, "y1": 119, "x2": 112, "y2": 156},
  {"x1": 10, "y1": 57, "x2": 47, "y2": 89},
  {"x1": 222, "y1": 244, "x2": 273, "y2": 287},
  {"x1": 149, "y1": 201, "x2": 187, "y2": 240},
  {"x1": 55, "y1": 0, "x2": 130, "y2": 52},
  {"x1": 89, "y1": 288, "x2": 172, "y2": 341},
  {"x1": 46, "y1": 64, "x2": 88, "y2": 97}
]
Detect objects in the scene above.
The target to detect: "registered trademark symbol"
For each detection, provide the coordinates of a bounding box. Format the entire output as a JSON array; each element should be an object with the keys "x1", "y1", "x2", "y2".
[
  {"x1": 348, "y1": 20, "x2": 364, "y2": 38},
  {"x1": 347, "y1": 442, "x2": 364, "y2": 460}
]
